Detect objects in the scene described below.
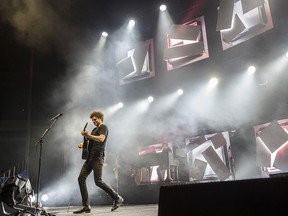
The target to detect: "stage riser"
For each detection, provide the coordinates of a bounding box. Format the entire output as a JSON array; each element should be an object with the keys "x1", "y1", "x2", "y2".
[{"x1": 158, "y1": 177, "x2": 288, "y2": 216}]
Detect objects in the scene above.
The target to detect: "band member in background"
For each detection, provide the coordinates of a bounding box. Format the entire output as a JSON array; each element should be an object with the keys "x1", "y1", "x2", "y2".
[
  {"x1": 156, "y1": 142, "x2": 172, "y2": 182},
  {"x1": 73, "y1": 111, "x2": 124, "y2": 214}
]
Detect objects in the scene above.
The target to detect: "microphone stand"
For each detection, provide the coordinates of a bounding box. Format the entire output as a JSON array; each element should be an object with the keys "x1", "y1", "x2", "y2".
[{"x1": 34, "y1": 118, "x2": 59, "y2": 216}]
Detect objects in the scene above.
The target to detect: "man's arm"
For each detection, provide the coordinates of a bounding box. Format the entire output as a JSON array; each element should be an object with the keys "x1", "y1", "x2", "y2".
[{"x1": 82, "y1": 130, "x2": 106, "y2": 142}]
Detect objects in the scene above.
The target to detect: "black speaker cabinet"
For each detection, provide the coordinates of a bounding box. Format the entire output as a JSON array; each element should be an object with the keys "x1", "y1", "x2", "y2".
[{"x1": 158, "y1": 176, "x2": 288, "y2": 216}]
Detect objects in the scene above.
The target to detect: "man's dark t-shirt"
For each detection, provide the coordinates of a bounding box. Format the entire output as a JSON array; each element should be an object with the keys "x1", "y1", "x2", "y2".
[{"x1": 87, "y1": 124, "x2": 108, "y2": 161}]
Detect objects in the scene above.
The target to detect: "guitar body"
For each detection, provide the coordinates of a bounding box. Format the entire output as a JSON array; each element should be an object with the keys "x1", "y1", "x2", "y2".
[{"x1": 81, "y1": 122, "x2": 89, "y2": 160}]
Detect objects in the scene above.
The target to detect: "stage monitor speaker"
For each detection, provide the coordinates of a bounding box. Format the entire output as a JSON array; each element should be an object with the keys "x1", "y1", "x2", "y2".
[{"x1": 158, "y1": 176, "x2": 288, "y2": 216}]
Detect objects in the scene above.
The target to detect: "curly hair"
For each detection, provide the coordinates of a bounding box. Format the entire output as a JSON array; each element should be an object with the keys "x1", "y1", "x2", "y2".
[{"x1": 90, "y1": 111, "x2": 104, "y2": 121}]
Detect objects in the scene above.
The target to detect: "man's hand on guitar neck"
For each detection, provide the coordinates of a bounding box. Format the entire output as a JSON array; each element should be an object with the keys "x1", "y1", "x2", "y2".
[{"x1": 81, "y1": 130, "x2": 89, "y2": 137}]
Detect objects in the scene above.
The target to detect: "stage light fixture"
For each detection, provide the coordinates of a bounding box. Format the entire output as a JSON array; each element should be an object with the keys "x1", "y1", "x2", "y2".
[
  {"x1": 41, "y1": 194, "x2": 48, "y2": 202},
  {"x1": 105, "y1": 102, "x2": 124, "y2": 116},
  {"x1": 128, "y1": 19, "x2": 136, "y2": 29},
  {"x1": 209, "y1": 78, "x2": 218, "y2": 87},
  {"x1": 117, "y1": 102, "x2": 124, "y2": 108},
  {"x1": 160, "y1": 5, "x2": 167, "y2": 12},
  {"x1": 102, "y1": 31, "x2": 108, "y2": 37},
  {"x1": 148, "y1": 96, "x2": 154, "y2": 103},
  {"x1": 248, "y1": 65, "x2": 256, "y2": 74},
  {"x1": 177, "y1": 89, "x2": 183, "y2": 96}
]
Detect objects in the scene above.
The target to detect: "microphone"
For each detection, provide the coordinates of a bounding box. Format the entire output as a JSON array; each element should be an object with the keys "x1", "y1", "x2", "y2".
[{"x1": 51, "y1": 113, "x2": 63, "y2": 121}]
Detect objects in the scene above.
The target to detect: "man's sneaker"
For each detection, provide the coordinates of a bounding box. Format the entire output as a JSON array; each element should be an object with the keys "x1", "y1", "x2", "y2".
[
  {"x1": 111, "y1": 196, "x2": 124, "y2": 211},
  {"x1": 73, "y1": 205, "x2": 91, "y2": 214}
]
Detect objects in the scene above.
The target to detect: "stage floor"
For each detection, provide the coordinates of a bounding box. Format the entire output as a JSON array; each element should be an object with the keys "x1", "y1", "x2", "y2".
[{"x1": 45, "y1": 204, "x2": 158, "y2": 216}]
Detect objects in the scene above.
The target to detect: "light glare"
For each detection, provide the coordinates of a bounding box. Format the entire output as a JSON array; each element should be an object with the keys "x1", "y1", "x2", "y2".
[
  {"x1": 128, "y1": 19, "x2": 135, "y2": 28},
  {"x1": 41, "y1": 194, "x2": 49, "y2": 202},
  {"x1": 148, "y1": 96, "x2": 154, "y2": 103},
  {"x1": 118, "y1": 102, "x2": 124, "y2": 108},
  {"x1": 177, "y1": 89, "x2": 183, "y2": 95},
  {"x1": 102, "y1": 32, "x2": 108, "y2": 37},
  {"x1": 248, "y1": 66, "x2": 256, "y2": 74},
  {"x1": 160, "y1": 5, "x2": 167, "y2": 11},
  {"x1": 209, "y1": 77, "x2": 218, "y2": 87}
]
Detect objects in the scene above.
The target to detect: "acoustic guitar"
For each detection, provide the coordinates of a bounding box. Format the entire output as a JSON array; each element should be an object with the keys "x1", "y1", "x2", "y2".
[{"x1": 81, "y1": 122, "x2": 89, "y2": 160}]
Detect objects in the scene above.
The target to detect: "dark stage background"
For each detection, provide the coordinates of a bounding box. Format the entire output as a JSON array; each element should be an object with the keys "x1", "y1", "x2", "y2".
[{"x1": 1, "y1": 0, "x2": 288, "y2": 207}]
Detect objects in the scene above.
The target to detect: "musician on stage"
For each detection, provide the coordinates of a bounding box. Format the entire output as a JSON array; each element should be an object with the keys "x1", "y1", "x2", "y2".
[
  {"x1": 73, "y1": 111, "x2": 124, "y2": 214},
  {"x1": 156, "y1": 142, "x2": 173, "y2": 182}
]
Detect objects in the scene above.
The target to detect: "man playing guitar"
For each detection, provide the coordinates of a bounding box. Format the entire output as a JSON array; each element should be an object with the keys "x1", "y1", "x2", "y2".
[{"x1": 74, "y1": 111, "x2": 124, "y2": 214}]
